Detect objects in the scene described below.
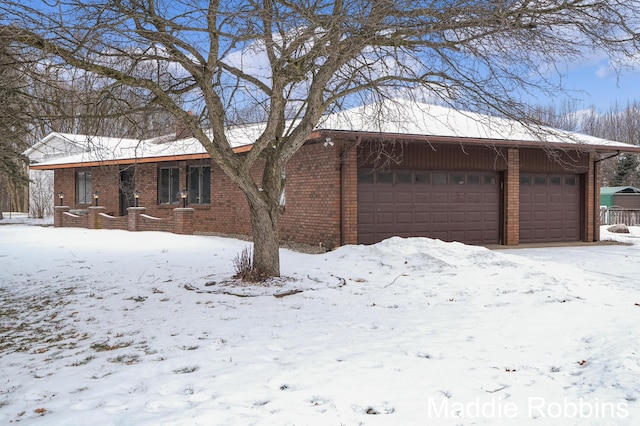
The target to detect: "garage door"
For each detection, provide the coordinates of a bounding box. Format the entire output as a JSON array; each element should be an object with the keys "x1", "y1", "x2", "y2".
[
  {"x1": 358, "y1": 170, "x2": 501, "y2": 245},
  {"x1": 519, "y1": 174, "x2": 581, "y2": 243}
]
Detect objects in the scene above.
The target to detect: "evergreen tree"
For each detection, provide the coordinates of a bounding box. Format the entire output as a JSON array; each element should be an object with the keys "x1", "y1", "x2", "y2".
[{"x1": 612, "y1": 154, "x2": 640, "y2": 187}]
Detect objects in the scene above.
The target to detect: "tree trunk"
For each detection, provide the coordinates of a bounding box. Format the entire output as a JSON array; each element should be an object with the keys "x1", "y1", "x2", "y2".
[{"x1": 247, "y1": 195, "x2": 281, "y2": 279}]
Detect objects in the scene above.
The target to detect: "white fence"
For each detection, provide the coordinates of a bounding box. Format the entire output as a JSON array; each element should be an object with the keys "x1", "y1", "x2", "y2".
[{"x1": 600, "y1": 208, "x2": 640, "y2": 226}]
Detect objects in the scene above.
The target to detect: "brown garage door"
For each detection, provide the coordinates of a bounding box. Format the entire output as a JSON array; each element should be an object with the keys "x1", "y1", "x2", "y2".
[
  {"x1": 519, "y1": 174, "x2": 581, "y2": 243},
  {"x1": 358, "y1": 170, "x2": 501, "y2": 245}
]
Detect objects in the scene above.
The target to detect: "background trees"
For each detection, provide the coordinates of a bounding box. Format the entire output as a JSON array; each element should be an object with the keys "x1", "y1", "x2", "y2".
[
  {"x1": 533, "y1": 101, "x2": 640, "y2": 186},
  {"x1": 2, "y1": 1, "x2": 639, "y2": 276},
  {"x1": 0, "y1": 44, "x2": 30, "y2": 214}
]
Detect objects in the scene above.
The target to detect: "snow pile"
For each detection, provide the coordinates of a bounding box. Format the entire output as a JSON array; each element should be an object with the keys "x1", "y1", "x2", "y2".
[{"x1": 1, "y1": 226, "x2": 639, "y2": 425}]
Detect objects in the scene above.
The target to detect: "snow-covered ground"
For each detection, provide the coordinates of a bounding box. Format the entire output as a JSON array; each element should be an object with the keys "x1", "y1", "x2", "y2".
[{"x1": 1, "y1": 222, "x2": 639, "y2": 425}]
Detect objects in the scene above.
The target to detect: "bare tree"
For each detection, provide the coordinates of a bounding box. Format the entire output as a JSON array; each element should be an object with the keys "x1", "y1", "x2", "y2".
[
  {"x1": 2, "y1": 1, "x2": 639, "y2": 277},
  {"x1": 0, "y1": 43, "x2": 30, "y2": 214},
  {"x1": 28, "y1": 169, "x2": 54, "y2": 218},
  {"x1": 577, "y1": 101, "x2": 640, "y2": 186}
]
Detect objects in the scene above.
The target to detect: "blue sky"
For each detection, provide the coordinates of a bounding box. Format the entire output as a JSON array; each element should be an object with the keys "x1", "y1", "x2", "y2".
[{"x1": 554, "y1": 58, "x2": 640, "y2": 110}]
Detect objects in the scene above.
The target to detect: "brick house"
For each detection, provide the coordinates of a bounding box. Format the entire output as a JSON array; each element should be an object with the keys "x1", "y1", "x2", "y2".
[{"x1": 29, "y1": 99, "x2": 640, "y2": 247}]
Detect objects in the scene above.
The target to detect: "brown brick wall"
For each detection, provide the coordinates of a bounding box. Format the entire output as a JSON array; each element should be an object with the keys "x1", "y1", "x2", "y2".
[
  {"x1": 54, "y1": 169, "x2": 77, "y2": 208},
  {"x1": 341, "y1": 144, "x2": 358, "y2": 246},
  {"x1": 92, "y1": 166, "x2": 120, "y2": 215},
  {"x1": 54, "y1": 166, "x2": 121, "y2": 214},
  {"x1": 54, "y1": 142, "x2": 344, "y2": 246},
  {"x1": 279, "y1": 142, "x2": 343, "y2": 248},
  {"x1": 505, "y1": 148, "x2": 520, "y2": 245},
  {"x1": 585, "y1": 153, "x2": 600, "y2": 242}
]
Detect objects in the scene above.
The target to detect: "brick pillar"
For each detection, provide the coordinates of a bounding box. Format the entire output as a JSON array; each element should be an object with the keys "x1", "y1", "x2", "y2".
[
  {"x1": 504, "y1": 148, "x2": 520, "y2": 245},
  {"x1": 341, "y1": 143, "x2": 358, "y2": 246},
  {"x1": 173, "y1": 207, "x2": 195, "y2": 235},
  {"x1": 587, "y1": 153, "x2": 600, "y2": 242},
  {"x1": 87, "y1": 206, "x2": 107, "y2": 229},
  {"x1": 54, "y1": 206, "x2": 70, "y2": 227},
  {"x1": 127, "y1": 207, "x2": 147, "y2": 232}
]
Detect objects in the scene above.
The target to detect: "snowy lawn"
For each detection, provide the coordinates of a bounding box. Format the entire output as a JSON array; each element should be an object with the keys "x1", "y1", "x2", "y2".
[{"x1": 1, "y1": 223, "x2": 639, "y2": 425}]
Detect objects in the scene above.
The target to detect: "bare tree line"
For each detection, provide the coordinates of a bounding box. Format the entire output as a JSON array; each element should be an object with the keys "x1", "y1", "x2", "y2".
[
  {"x1": 529, "y1": 101, "x2": 640, "y2": 186},
  {"x1": 0, "y1": 40, "x2": 182, "y2": 215}
]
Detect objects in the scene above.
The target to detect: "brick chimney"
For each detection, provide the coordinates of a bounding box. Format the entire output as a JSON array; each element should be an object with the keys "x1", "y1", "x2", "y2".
[{"x1": 175, "y1": 111, "x2": 194, "y2": 139}]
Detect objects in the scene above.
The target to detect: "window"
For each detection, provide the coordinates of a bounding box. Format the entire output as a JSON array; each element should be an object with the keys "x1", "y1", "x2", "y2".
[
  {"x1": 467, "y1": 174, "x2": 481, "y2": 185},
  {"x1": 520, "y1": 176, "x2": 531, "y2": 185},
  {"x1": 534, "y1": 176, "x2": 547, "y2": 186},
  {"x1": 396, "y1": 172, "x2": 412, "y2": 184},
  {"x1": 188, "y1": 166, "x2": 211, "y2": 204},
  {"x1": 415, "y1": 173, "x2": 430, "y2": 184},
  {"x1": 433, "y1": 172, "x2": 447, "y2": 185},
  {"x1": 451, "y1": 174, "x2": 465, "y2": 185},
  {"x1": 357, "y1": 170, "x2": 374, "y2": 184},
  {"x1": 484, "y1": 175, "x2": 497, "y2": 185},
  {"x1": 158, "y1": 167, "x2": 180, "y2": 204},
  {"x1": 76, "y1": 171, "x2": 92, "y2": 204},
  {"x1": 377, "y1": 172, "x2": 393, "y2": 184}
]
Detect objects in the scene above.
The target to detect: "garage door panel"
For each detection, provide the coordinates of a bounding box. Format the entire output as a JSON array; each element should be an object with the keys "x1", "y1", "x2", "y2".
[
  {"x1": 396, "y1": 212, "x2": 412, "y2": 223},
  {"x1": 467, "y1": 229, "x2": 485, "y2": 241},
  {"x1": 431, "y1": 192, "x2": 448, "y2": 204},
  {"x1": 432, "y1": 212, "x2": 449, "y2": 223},
  {"x1": 467, "y1": 193, "x2": 482, "y2": 203},
  {"x1": 449, "y1": 193, "x2": 466, "y2": 203},
  {"x1": 467, "y1": 211, "x2": 482, "y2": 222},
  {"x1": 415, "y1": 193, "x2": 430, "y2": 204},
  {"x1": 449, "y1": 230, "x2": 467, "y2": 241},
  {"x1": 549, "y1": 211, "x2": 563, "y2": 221},
  {"x1": 533, "y1": 194, "x2": 547, "y2": 204},
  {"x1": 358, "y1": 170, "x2": 500, "y2": 245},
  {"x1": 483, "y1": 211, "x2": 499, "y2": 221},
  {"x1": 376, "y1": 192, "x2": 394, "y2": 203},
  {"x1": 449, "y1": 212, "x2": 466, "y2": 224},
  {"x1": 533, "y1": 211, "x2": 548, "y2": 221},
  {"x1": 415, "y1": 212, "x2": 431, "y2": 223},
  {"x1": 430, "y1": 230, "x2": 449, "y2": 241},
  {"x1": 377, "y1": 211, "x2": 395, "y2": 223},
  {"x1": 396, "y1": 192, "x2": 413, "y2": 203},
  {"x1": 359, "y1": 191, "x2": 374, "y2": 204},
  {"x1": 520, "y1": 173, "x2": 581, "y2": 243},
  {"x1": 359, "y1": 211, "x2": 375, "y2": 225}
]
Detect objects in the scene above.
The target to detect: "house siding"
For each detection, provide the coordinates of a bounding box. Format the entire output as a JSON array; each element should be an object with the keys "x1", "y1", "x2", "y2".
[
  {"x1": 359, "y1": 143, "x2": 510, "y2": 171},
  {"x1": 520, "y1": 148, "x2": 590, "y2": 173}
]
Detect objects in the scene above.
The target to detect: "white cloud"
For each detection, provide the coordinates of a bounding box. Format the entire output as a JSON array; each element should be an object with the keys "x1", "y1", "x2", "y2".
[{"x1": 595, "y1": 63, "x2": 612, "y2": 78}]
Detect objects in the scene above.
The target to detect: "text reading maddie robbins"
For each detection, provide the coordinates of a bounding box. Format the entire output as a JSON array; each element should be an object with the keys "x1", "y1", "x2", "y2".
[{"x1": 427, "y1": 397, "x2": 629, "y2": 420}]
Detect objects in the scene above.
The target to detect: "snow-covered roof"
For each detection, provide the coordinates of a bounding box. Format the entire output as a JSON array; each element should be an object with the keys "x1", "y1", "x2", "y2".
[
  {"x1": 317, "y1": 99, "x2": 637, "y2": 150},
  {"x1": 29, "y1": 99, "x2": 640, "y2": 169},
  {"x1": 25, "y1": 132, "x2": 144, "y2": 163}
]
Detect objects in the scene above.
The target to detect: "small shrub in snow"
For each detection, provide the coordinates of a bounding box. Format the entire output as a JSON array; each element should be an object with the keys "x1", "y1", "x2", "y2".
[
  {"x1": 607, "y1": 224, "x2": 630, "y2": 233},
  {"x1": 233, "y1": 246, "x2": 256, "y2": 281}
]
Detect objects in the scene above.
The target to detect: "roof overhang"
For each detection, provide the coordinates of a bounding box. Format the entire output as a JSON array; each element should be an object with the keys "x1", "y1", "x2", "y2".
[
  {"x1": 308, "y1": 129, "x2": 640, "y2": 154},
  {"x1": 28, "y1": 144, "x2": 253, "y2": 170}
]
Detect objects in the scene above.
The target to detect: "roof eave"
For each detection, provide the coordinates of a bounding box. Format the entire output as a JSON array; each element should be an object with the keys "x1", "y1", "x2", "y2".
[
  {"x1": 28, "y1": 144, "x2": 254, "y2": 170},
  {"x1": 310, "y1": 129, "x2": 640, "y2": 153}
]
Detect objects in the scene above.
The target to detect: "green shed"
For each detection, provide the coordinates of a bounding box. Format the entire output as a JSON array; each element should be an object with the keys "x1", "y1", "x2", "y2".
[{"x1": 600, "y1": 186, "x2": 640, "y2": 208}]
